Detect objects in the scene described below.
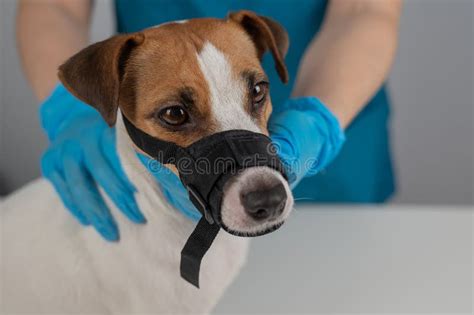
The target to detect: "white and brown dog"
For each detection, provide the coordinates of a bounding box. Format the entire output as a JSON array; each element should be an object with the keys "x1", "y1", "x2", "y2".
[{"x1": 1, "y1": 11, "x2": 294, "y2": 314}]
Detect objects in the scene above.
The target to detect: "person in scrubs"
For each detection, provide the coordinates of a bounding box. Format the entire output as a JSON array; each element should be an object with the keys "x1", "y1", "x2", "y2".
[{"x1": 17, "y1": 0, "x2": 402, "y2": 240}]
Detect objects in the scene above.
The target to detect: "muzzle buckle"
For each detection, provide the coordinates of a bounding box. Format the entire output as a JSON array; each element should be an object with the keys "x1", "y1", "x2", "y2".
[{"x1": 186, "y1": 185, "x2": 214, "y2": 225}]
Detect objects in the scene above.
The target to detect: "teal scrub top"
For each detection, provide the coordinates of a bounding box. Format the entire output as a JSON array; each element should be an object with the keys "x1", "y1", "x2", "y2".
[{"x1": 115, "y1": 0, "x2": 396, "y2": 203}]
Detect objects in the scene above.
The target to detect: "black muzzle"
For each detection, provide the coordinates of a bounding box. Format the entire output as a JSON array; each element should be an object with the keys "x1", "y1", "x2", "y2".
[{"x1": 123, "y1": 114, "x2": 287, "y2": 287}]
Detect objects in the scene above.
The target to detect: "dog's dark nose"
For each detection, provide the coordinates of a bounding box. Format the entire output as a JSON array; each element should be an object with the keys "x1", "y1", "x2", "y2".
[{"x1": 241, "y1": 183, "x2": 287, "y2": 221}]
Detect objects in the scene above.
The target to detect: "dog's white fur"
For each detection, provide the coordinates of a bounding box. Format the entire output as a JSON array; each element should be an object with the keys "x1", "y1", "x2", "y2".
[
  {"x1": 197, "y1": 42, "x2": 260, "y2": 133},
  {"x1": 1, "y1": 114, "x2": 250, "y2": 313}
]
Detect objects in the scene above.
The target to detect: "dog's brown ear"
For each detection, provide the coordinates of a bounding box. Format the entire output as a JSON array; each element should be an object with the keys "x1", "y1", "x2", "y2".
[
  {"x1": 58, "y1": 33, "x2": 144, "y2": 126},
  {"x1": 228, "y1": 10, "x2": 289, "y2": 83}
]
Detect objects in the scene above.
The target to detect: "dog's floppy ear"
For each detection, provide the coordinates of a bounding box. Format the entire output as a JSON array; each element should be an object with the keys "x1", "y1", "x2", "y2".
[
  {"x1": 228, "y1": 10, "x2": 289, "y2": 83},
  {"x1": 58, "y1": 33, "x2": 144, "y2": 126}
]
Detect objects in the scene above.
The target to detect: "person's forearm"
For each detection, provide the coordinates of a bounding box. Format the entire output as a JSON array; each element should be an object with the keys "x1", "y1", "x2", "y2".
[
  {"x1": 17, "y1": 0, "x2": 92, "y2": 101},
  {"x1": 292, "y1": 0, "x2": 402, "y2": 128}
]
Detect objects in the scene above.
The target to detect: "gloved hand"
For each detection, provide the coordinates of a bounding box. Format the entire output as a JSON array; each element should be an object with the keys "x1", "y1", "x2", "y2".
[
  {"x1": 269, "y1": 97, "x2": 346, "y2": 188},
  {"x1": 40, "y1": 84, "x2": 145, "y2": 241}
]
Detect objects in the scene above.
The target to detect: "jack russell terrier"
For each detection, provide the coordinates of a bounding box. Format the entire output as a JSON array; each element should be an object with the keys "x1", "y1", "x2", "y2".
[{"x1": 1, "y1": 11, "x2": 294, "y2": 314}]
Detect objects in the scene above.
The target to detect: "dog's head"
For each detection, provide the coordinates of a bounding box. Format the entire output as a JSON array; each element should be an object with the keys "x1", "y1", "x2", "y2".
[{"x1": 58, "y1": 10, "x2": 294, "y2": 236}]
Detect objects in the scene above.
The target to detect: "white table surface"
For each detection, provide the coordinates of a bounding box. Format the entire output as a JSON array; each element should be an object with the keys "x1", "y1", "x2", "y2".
[{"x1": 214, "y1": 205, "x2": 473, "y2": 314}]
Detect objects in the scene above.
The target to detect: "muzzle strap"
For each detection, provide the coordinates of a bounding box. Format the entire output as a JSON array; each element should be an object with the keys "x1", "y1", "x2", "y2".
[
  {"x1": 180, "y1": 217, "x2": 220, "y2": 288},
  {"x1": 122, "y1": 114, "x2": 180, "y2": 164}
]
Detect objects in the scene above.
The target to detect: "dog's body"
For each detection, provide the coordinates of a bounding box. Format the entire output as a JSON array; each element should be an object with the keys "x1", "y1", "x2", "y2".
[
  {"x1": 2, "y1": 115, "x2": 249, "y2": 313},
  {"x1": 2, "y1": 12, "x2": 292, "y2": 313}
]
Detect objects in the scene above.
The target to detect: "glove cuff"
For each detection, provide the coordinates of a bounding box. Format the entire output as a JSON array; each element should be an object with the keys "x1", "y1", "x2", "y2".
[{"x1": 39, "y1": 83, "x2": 98, "y2": 141}]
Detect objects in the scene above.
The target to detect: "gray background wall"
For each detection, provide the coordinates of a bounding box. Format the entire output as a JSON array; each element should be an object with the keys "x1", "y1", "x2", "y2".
[{"x1": 0, "y1": 0, "x2": 473, "y2": 204}]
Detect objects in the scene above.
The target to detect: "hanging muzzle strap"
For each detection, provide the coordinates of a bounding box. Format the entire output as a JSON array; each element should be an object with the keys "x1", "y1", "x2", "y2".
[
  {"x1": 180, "y1": 217, "x2": 220, "y2": 287},
  {"x1": 122, "y1": 114, "x2": 287, "y2": 288}
]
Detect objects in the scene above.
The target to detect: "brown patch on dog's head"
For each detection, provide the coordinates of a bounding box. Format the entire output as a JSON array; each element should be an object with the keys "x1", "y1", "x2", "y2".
[{"x1": 58, "y1": 11, "x2": 289, "y2": 147}]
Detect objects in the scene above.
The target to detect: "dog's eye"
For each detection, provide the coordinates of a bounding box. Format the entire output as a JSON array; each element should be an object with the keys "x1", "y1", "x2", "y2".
[
  {"x1": 252, "y1": 82, "x2": 268, "y2": 104},
  {"x1": 159, "y1": 106, "x2": 189, "y2": 126}
]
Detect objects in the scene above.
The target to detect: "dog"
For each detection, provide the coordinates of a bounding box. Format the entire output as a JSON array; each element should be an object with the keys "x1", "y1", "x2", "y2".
[{"x1": 1, "y1": 11, "x2": 294, "y2": 314}]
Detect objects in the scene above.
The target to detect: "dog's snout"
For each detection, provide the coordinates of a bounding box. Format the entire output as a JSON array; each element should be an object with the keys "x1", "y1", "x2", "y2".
[
  {"x1": 221, "y1": 166, "x2": 293, "y2": 233},
  {"x1": 241, "y1": 183, "x2": 287, "y2": 221}
]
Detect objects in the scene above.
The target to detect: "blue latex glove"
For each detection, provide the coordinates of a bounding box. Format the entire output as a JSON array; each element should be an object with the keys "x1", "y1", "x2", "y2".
[
  {"x1": 269, "y1": 97, "x2": 346, "y2": 188},
  {"x1": 40, "y1": 84, "x2": 145, "y2": 241}
]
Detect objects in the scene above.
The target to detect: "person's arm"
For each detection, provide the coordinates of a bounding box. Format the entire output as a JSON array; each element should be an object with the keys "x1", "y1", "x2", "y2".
[
  {"x1": 292, "y1": 0, "x2": 402, "y2": 128},
  {"x1": 17, "y1": 0, "x2": 92, "y2": 101}
]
